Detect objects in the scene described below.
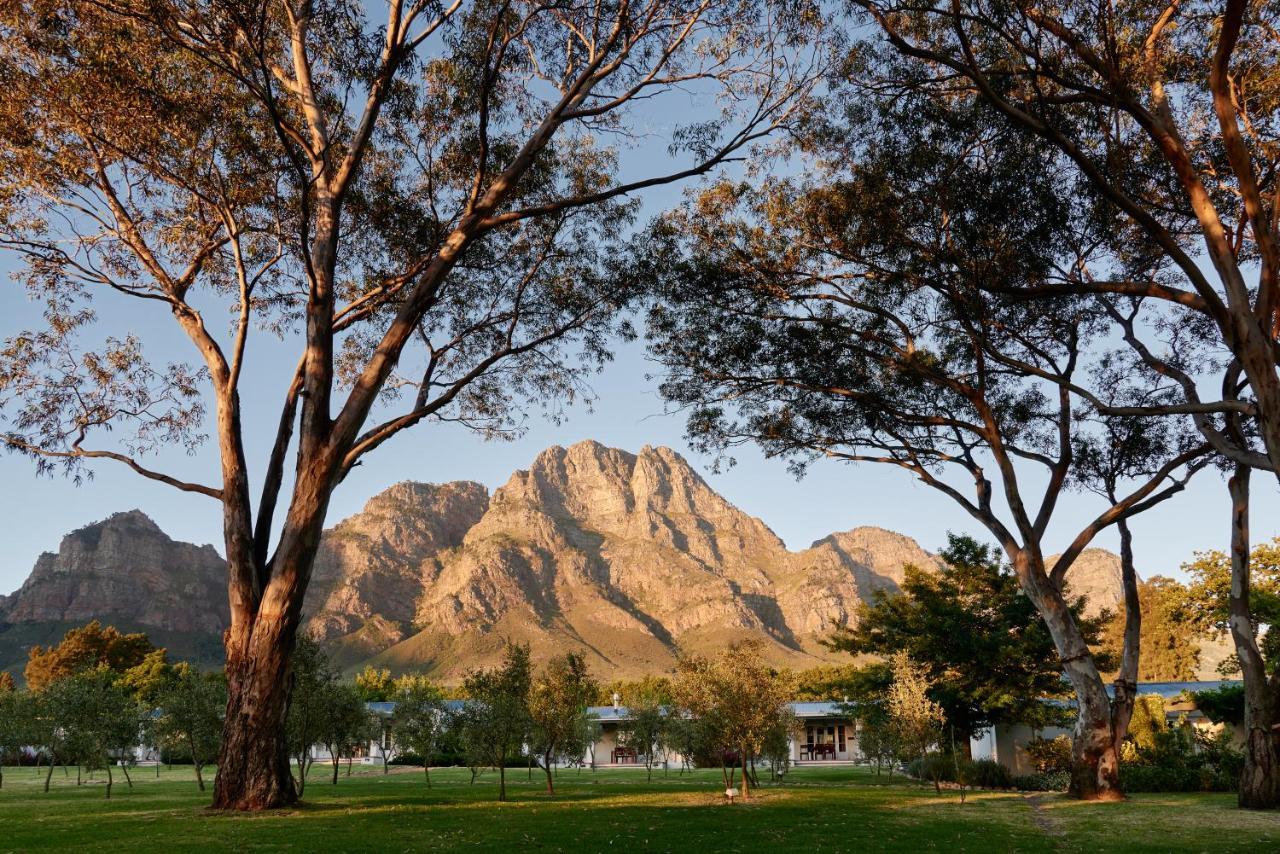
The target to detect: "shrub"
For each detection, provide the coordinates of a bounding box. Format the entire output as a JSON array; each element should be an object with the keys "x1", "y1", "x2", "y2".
[
  {"x1": 906, "y1": 752, "x2": 955, "y2": 785},
  {"x1": 962, "y1": 758, "x2": 1012, "y2": 790},
  {"x1": 1011, "y1": 770, "x2": 1070, "y2": 792},
  {"x1": 1119, "y1": 764, "x2": 1205, "y2": 793},
  {"x1": 389, "y1": 752, "x2": 424, "y2": 766},
  {"x1": 1024, "y1": 735, "x2": 1072, "y2": 774}
]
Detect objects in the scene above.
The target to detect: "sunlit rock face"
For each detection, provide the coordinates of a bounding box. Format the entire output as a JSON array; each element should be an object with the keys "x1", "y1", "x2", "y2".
[{"x1": 3, "y1": 441, "x2": 1148, "y2": 680}]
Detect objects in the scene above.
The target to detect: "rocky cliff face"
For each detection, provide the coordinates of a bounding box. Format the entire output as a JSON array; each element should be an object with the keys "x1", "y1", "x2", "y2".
[
  {"x1": 302, "y1": 480, "x2": 489, "y2": 661},
  {"x1": 0, "y1": 510, "x2": 228, "y2": 633},
  {"x1": 365, "y1": 441, "x2": 944, "y2": 678},
  {"x1": 2, "y1": 440, "x2": 1158, "y2": 681}
]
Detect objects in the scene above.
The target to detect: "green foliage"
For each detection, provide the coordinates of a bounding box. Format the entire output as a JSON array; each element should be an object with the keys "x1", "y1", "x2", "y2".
[
  {"x1": 285, "y1": 637, "x2": 337, "y2": 795},
  {"x1": 24, "y1": 621, "x2": 159, "y2": 692},
  {"x1": 594, "y1": 675, "x2": 673, "y2": 707},
  {"x1": 963, "y1": 758, "x2": 1013, "y2": 790},
  {"x1": 42, "y1": 668, "x2": 143, "y2": 798},
  {"x1": 1101, "y1": 577, "x2": 1200, "y2": 681},
  {"x1": 1192, "y1": 685, "x2": 1245, "y2": 726},
  {"x1": 0, "y1": 687, "x2": 34, "y2": 786},
  {"x1": 152, "y1": 668, "x2": 225, "y2": 791},
  {"x1": 1024, "y1": 736, "x2": 1073, "y2": 775},
  {"x1": 790, "y1": 664, "x2": 866, "y2": 702},
  {"x1": 527, "y1": 652, "x2": 598, "y2": 788},
  {"x1": 353, "y1": 666, "x2": 396, "y2": 702},
  {"x1": 457, "y1": 642, "x2": 533, "y2": 801},
  {"x1": 907, "y1": 754, "x2": 1012, "y2": 790},
  {"x1": 1011, "y1": 771, "x2": 1071, "y2": 792},
  {"x1": 1126, "y1": 695, "x2": 1168, "y2": 753},
  {"x1": 884, "y1": 652, "x2": 944, "y2": 765},
  {"x1": 316, "y1": 683, "x2": 372, "y2": 784},
  {"x1": 1181, "y1": 540, "x2": 1280, "y2": 674},
  {"x1": 672, "y1": 640, "x2": 794, "y2": 791},
  {"x1": 617, "y1": 678, "x2": 668, "y2": 781},
  {"x1": 391, "y1": 678, "x2": 449, "y2": 781},
  {"x1": 828, "y1": 535, "x2": 1093, "y2": 739}
]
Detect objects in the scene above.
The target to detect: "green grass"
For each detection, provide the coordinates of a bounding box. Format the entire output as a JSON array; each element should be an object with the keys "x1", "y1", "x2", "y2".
[{"x1": 0, "y1": 763, "x2": 1276, "y2": 852}]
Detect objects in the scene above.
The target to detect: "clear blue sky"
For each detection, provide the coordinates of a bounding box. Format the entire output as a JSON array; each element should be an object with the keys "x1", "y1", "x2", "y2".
[{"x1": 2, "y1": 35, "x2": 1276, "y2": 595}]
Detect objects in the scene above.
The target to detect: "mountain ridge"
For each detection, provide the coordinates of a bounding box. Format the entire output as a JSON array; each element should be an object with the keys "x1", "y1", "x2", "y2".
[{"x1": 0, "y1": 440, "x2": 1144, "y2": 680}]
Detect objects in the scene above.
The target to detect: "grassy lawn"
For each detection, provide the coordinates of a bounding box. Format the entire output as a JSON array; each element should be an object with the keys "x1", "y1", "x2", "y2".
[{"x1": 0, "y1": 763, "x2": 1276, "y2": 852}]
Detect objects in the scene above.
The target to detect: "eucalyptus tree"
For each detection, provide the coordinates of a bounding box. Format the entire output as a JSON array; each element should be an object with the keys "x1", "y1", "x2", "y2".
[
  {"x1": 0, "y1": 0, "x2": 824, "y2": 809},
  {"x1": 851, "y1": 0, "x2": 1280, "y2": 807},
  {"x1": 646, "y1": 95, "x2": 1207, "y2": 799}
]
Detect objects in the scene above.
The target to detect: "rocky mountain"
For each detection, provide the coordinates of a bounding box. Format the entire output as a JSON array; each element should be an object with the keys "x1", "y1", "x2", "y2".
[
  {"x1": 5, "y1": 440, "x2": 1186, "y2": 681},
  {"x1": 352, "y1": 442, "x2": 943, "y2": 679},
  {"x1": 0, "y1": 511, "x2": 229, "y2": 675}
]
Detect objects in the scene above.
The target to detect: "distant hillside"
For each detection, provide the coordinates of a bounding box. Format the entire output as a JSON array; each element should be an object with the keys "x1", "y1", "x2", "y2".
[{"x1": 3, "y1": 440, "x2": 1187, "y2": 681}]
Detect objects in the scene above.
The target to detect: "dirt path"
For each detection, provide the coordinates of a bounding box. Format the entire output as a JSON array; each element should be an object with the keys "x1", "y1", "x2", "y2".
[{"x1": 1023, "y1": 793, "x2": 1065, "y2": 844}]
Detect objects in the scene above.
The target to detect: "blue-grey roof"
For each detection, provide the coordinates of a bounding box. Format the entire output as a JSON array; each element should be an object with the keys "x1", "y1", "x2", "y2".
[
  {"x1": 1110, "y1": 680, "x2": 1240, "y2": 700},
  {"x1": 585, "y1": 701, "x2": 852, "y2": 723},
  {"x1": 790, "y1": 701, "x2": 850, "y2": 718},
  {"x1": 586, "y1": 705, "x2": 633, "y2": 722}
]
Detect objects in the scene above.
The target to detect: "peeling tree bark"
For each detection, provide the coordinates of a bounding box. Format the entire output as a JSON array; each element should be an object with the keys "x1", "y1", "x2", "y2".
[{"x1": 1227, "y1": 467, "x2": 1280, "y2": 809}]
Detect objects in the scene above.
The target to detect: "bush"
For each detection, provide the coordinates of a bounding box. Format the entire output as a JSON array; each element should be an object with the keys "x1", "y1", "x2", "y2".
[
  {"x1": 388, "y1": 752, "x2": 424, "y2": 766},
  {"x1": 906, "y1": 753, "x2": 955, "y2": 785},
  {"x1": 1024, "y1": 735, "x2": 1072, "y2": 774},
  {"x1": 1011, "y1": 770, "x2": 1070, "y2": 792},
  {"x1": 962, "y1": 758, "x2": 1012, "y2": 790},
  {"x1": 1119, "y1": 764, "x2": 1207, "y2": 793}
]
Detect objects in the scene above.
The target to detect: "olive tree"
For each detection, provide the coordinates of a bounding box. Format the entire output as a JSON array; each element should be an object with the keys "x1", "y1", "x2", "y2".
[
  {"x1": 154, "y1": 668, "x2": 227, "y2": 792},
  {"x1": 391, "y1": 676, "x2": 450, "y2": 787},
  {"x1": 0, "y1": 0, "x2": 823, "y2": 809},
  {"x1": 458, "y1": 642, "x2": 532, "y2": 802},
  {"x1": 527, "y1": 652, "x2": 597, "y2": 794},
  {"x1": 672, "y1": 640, "x2": 793, "y2": 799},
  {"x1": 44, "y1": 669, "x2": 143, "y2": 799}
]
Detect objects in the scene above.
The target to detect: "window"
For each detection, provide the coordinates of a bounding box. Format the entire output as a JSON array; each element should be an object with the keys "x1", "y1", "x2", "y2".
[{"x1": 838, "y1": 725, "x2": 846, "y2": 752}]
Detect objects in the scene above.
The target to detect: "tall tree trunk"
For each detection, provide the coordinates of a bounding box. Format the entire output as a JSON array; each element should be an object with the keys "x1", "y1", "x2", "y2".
[
  {"x1": 121, "y1": 762, "x2": 133, "y2": 789},
  {"x1": 195, "y1": 761, "x2": 205, "y2": 792},
  {"x1": 543, "y1": 754, "x2": 555, "y2": 795},
  {"x1": 499, "y1": 764, "x2": 507, "y2": 802},
  {"x1": 105, "y1": 765, "x2": 112, "y2": 800},
  {"x1": 1111, "y1": 517, "x2": 1141, "y2": 756},
  {"x1": 212, "y1": 618, "x2": 298, "y2": 810},
  {"x1": 1019, "y1": 553, "x2": 1122, "y2": 801},
  {"x1": 740, "y1": 754, "x2": 750, "y2": 799},
  {"x1": 43, "y1": 760, "x2": 54, "y2": 793},
  {"x1": 1227, "y1": 467, "x2": 1280, "y2": 809},
  {"x1": 331, "y1": 755, "x2": 340, "y2": 785}
]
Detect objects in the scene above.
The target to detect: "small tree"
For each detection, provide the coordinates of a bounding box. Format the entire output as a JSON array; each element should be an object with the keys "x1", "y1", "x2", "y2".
[
  {"x1": 392, "y1": 677, "x2": 450, "y2": 788},
  {"x1": 285, "y1": 638, "x2": 335, "y2": 797},
  {"x1": 317, "y1": 684, "x2": 370, "y2": 785},
  {"x1": 528, "y1": 653, "x2": 598, "y2": 794},
  {"x1": 45, "y1": 668, "x2": 142, "y2": 799},
  {"x1": 154, "y1": 668, "x2": 227, "y2": 792},
  {"x1": 762, "y1": 706, "x2": 798, "y2": 782},
  {"x1": 673, "y1": 640, "x2": 794, "y2": 799},
  {"x1": 619, "y1": 686, "x2": 668, "y2": 782},
  {"x1": 459, "y1": 643, "x2": 532, "y2": 802},
  {"x1": 0, "y1": 687, "x2": 33, "y2": 788},
  {"x1": 885, "y1": 652, "x2": 945, "y2": 783}
]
